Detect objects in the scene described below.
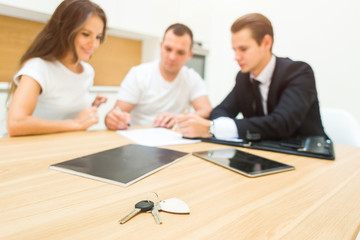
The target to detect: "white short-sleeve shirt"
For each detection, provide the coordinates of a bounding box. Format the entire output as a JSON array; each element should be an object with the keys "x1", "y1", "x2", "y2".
[
  {"x1": 117, "y1": 60, "x2": 208, "y2": 126},
  {"x1": 14, "y1": 57, "x2": 94, "y2": 120}
]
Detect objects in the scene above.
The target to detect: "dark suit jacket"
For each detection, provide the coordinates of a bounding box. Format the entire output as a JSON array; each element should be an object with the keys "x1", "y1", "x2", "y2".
[{"x1": 210, "y1": 57, "x2": 326, "y2": 140}]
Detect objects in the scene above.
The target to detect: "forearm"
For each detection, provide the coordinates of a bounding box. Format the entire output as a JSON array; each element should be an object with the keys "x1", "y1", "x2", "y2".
[
  {"x1": 233, "y1": 101, "x2": 315, "y2": 140},
  {"x1": 7, "y1": 116, "x2": 80, "y2": 137},
  {"x1": 194, "y1": 107, "x2": 212, "y2": 119},
  {"x1": 210, "y1": 87, "x2": 241, "y2": 120},
  {"x1": 191, "y1": 96, "x2": 213, "y2": 119}
]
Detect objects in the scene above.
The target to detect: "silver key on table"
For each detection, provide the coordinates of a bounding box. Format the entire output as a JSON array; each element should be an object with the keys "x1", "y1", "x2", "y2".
[
  {"x1": 119, "y1": 200, "x2": 154, "y2": 224},
  {"x1": 151, "y1": 201, "x2": 163, "y2": 224}
]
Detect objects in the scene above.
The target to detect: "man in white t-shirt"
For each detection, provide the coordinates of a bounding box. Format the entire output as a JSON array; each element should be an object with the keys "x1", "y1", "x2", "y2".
[{"x1": 105, "y1": 23, "x2": 212, "y2": 130}]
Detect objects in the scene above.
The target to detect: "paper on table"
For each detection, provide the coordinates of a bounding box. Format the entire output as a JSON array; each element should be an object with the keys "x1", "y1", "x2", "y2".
[
  {"x1": 117, "y1": 128, "x2": 200, "y2": 146},
  {"x1": 216, "y1": 138, "x2": 244, "y2": 142}
]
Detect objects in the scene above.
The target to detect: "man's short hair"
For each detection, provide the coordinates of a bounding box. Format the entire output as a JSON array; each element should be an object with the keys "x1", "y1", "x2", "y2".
[
  {"x1": 231, "y1": 13, "x2": 274, "y2": 49},
  {"x1": 164, "y1": 23, "x2": 193, "y2": 49}
]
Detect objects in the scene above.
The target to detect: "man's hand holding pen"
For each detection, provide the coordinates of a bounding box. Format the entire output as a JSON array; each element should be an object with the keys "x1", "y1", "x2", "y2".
[{"x1": 105, "y1": 105, "x2": 131, "y2": 130}]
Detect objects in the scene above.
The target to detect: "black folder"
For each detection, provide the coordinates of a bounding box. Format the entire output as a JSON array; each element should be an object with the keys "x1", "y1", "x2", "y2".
[
  {"x1": 200, "y1": 136, "x2": 335, "y2": 160},
  {"x1": 49, "y1": 144, "x2": 189, "y2": 187}
]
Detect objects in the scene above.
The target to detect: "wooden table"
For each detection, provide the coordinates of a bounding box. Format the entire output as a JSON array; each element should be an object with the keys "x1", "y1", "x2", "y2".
[{"x1": 1, "y1": 130, "x2": 360, "y2": 239}]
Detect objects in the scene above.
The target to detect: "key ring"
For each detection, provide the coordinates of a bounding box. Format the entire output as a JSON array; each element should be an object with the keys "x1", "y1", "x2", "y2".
[{"x1": 146, "y1": 191, "x2": 159, "y2": 203}]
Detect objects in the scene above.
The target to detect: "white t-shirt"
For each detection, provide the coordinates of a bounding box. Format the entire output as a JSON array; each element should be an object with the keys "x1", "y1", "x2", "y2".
[
  {"x1": 14, "y1": 57, "x2": 94, "y2": 120},
  {"x1": 117, "y1": 60, "x2": 208, "y2": 126}
]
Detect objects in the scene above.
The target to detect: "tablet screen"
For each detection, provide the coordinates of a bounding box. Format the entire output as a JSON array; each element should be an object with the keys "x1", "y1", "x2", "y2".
[{"x1": 193, "y1": 148, "x2": 294, "y2": 177}]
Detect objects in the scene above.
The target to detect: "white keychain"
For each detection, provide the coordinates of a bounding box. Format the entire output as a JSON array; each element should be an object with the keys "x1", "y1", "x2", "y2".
[{"x1": 159, "y1": 198, "x2": 190, "y2": 214}]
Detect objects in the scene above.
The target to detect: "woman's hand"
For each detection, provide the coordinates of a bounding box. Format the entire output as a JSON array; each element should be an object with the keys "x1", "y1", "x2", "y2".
[
  {"x1": 74, "y1": 106, "x2": 99, "y2": 130},
  {"x1": 92, "y1": 95, "x2": 107, "y2": 108}
]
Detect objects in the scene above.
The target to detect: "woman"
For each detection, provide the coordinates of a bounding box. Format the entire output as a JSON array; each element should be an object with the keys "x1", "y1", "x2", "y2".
[{"x1": 7, "y1": 0, "x2": 107, "y2": 136}]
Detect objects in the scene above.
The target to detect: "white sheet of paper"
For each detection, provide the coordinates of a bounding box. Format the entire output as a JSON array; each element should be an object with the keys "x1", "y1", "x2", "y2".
[
  {"x1": 117, "y1": 128, "x2": 200, "y2": 146},
  {"x1": 217, "y1": 138, "x2": 244, "y2": 142}
]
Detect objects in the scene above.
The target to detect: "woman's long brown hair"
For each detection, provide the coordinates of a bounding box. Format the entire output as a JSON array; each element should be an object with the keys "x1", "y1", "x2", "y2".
[{"x1": 7, "y1": 0, "x2": 107, "y2": 101}]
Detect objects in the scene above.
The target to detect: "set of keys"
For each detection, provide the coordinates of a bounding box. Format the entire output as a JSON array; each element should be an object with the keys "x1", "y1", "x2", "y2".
[{"x1": 119, "y1": 193, "x2": 190, "y2": 225}]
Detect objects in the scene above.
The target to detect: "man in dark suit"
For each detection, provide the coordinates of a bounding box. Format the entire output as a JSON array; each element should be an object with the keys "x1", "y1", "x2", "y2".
[{"x1": 177, "y1": 13, "x2": 326, "y2": 140}]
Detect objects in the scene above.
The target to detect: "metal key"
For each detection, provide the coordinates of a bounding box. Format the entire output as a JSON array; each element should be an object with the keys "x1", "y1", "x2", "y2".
[
  {"x1": 119, "y1": 200, "x2": 154, "y2": 224},
  {"x1": 151, "y1": 201, "x2": 163, "y2": 224}
]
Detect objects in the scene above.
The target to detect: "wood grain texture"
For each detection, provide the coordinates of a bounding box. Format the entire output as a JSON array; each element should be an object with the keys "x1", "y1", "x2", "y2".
[
  {"x1": 0, "y1": 130, "x2": 359, "y2": 240},
  {"x1": 89, "y1": 35, "x2": 142, "y2": 86},
  {"x1": 0, "y1": 15, "x2": 142, "y2": 86},
  {"x1": 0, "y1": 15, "x2": 43, "y2": 83}
]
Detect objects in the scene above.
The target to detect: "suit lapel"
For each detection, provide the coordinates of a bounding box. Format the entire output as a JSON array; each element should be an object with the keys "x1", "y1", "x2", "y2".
[{"x1": 267, "y1": 57, "x2": 282, "y2": 114}]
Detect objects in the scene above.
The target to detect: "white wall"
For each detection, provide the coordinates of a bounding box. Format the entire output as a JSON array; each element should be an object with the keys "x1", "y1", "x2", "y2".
[
  {"x1": 1, "y1": 0, "x2": 360, "y2": 135},
  {"x1": 205, "y1": 0, "x2": 360, "y2": 124}
]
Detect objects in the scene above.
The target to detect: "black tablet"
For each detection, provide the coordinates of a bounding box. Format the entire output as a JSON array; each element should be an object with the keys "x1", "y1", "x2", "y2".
[{"x1": 193, "y1": 148, "x2": 295, "y2": 177}]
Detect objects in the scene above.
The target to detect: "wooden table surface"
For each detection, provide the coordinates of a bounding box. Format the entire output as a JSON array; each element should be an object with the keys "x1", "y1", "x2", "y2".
[{"x1": 1, "y1": 130, "x2": 360, "y2": 240}]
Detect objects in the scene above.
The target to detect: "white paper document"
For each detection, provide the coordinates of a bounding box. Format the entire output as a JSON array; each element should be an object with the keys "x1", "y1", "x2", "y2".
[{"x1": 117, "y1": 128, "x2": 200, "y2": 146}]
